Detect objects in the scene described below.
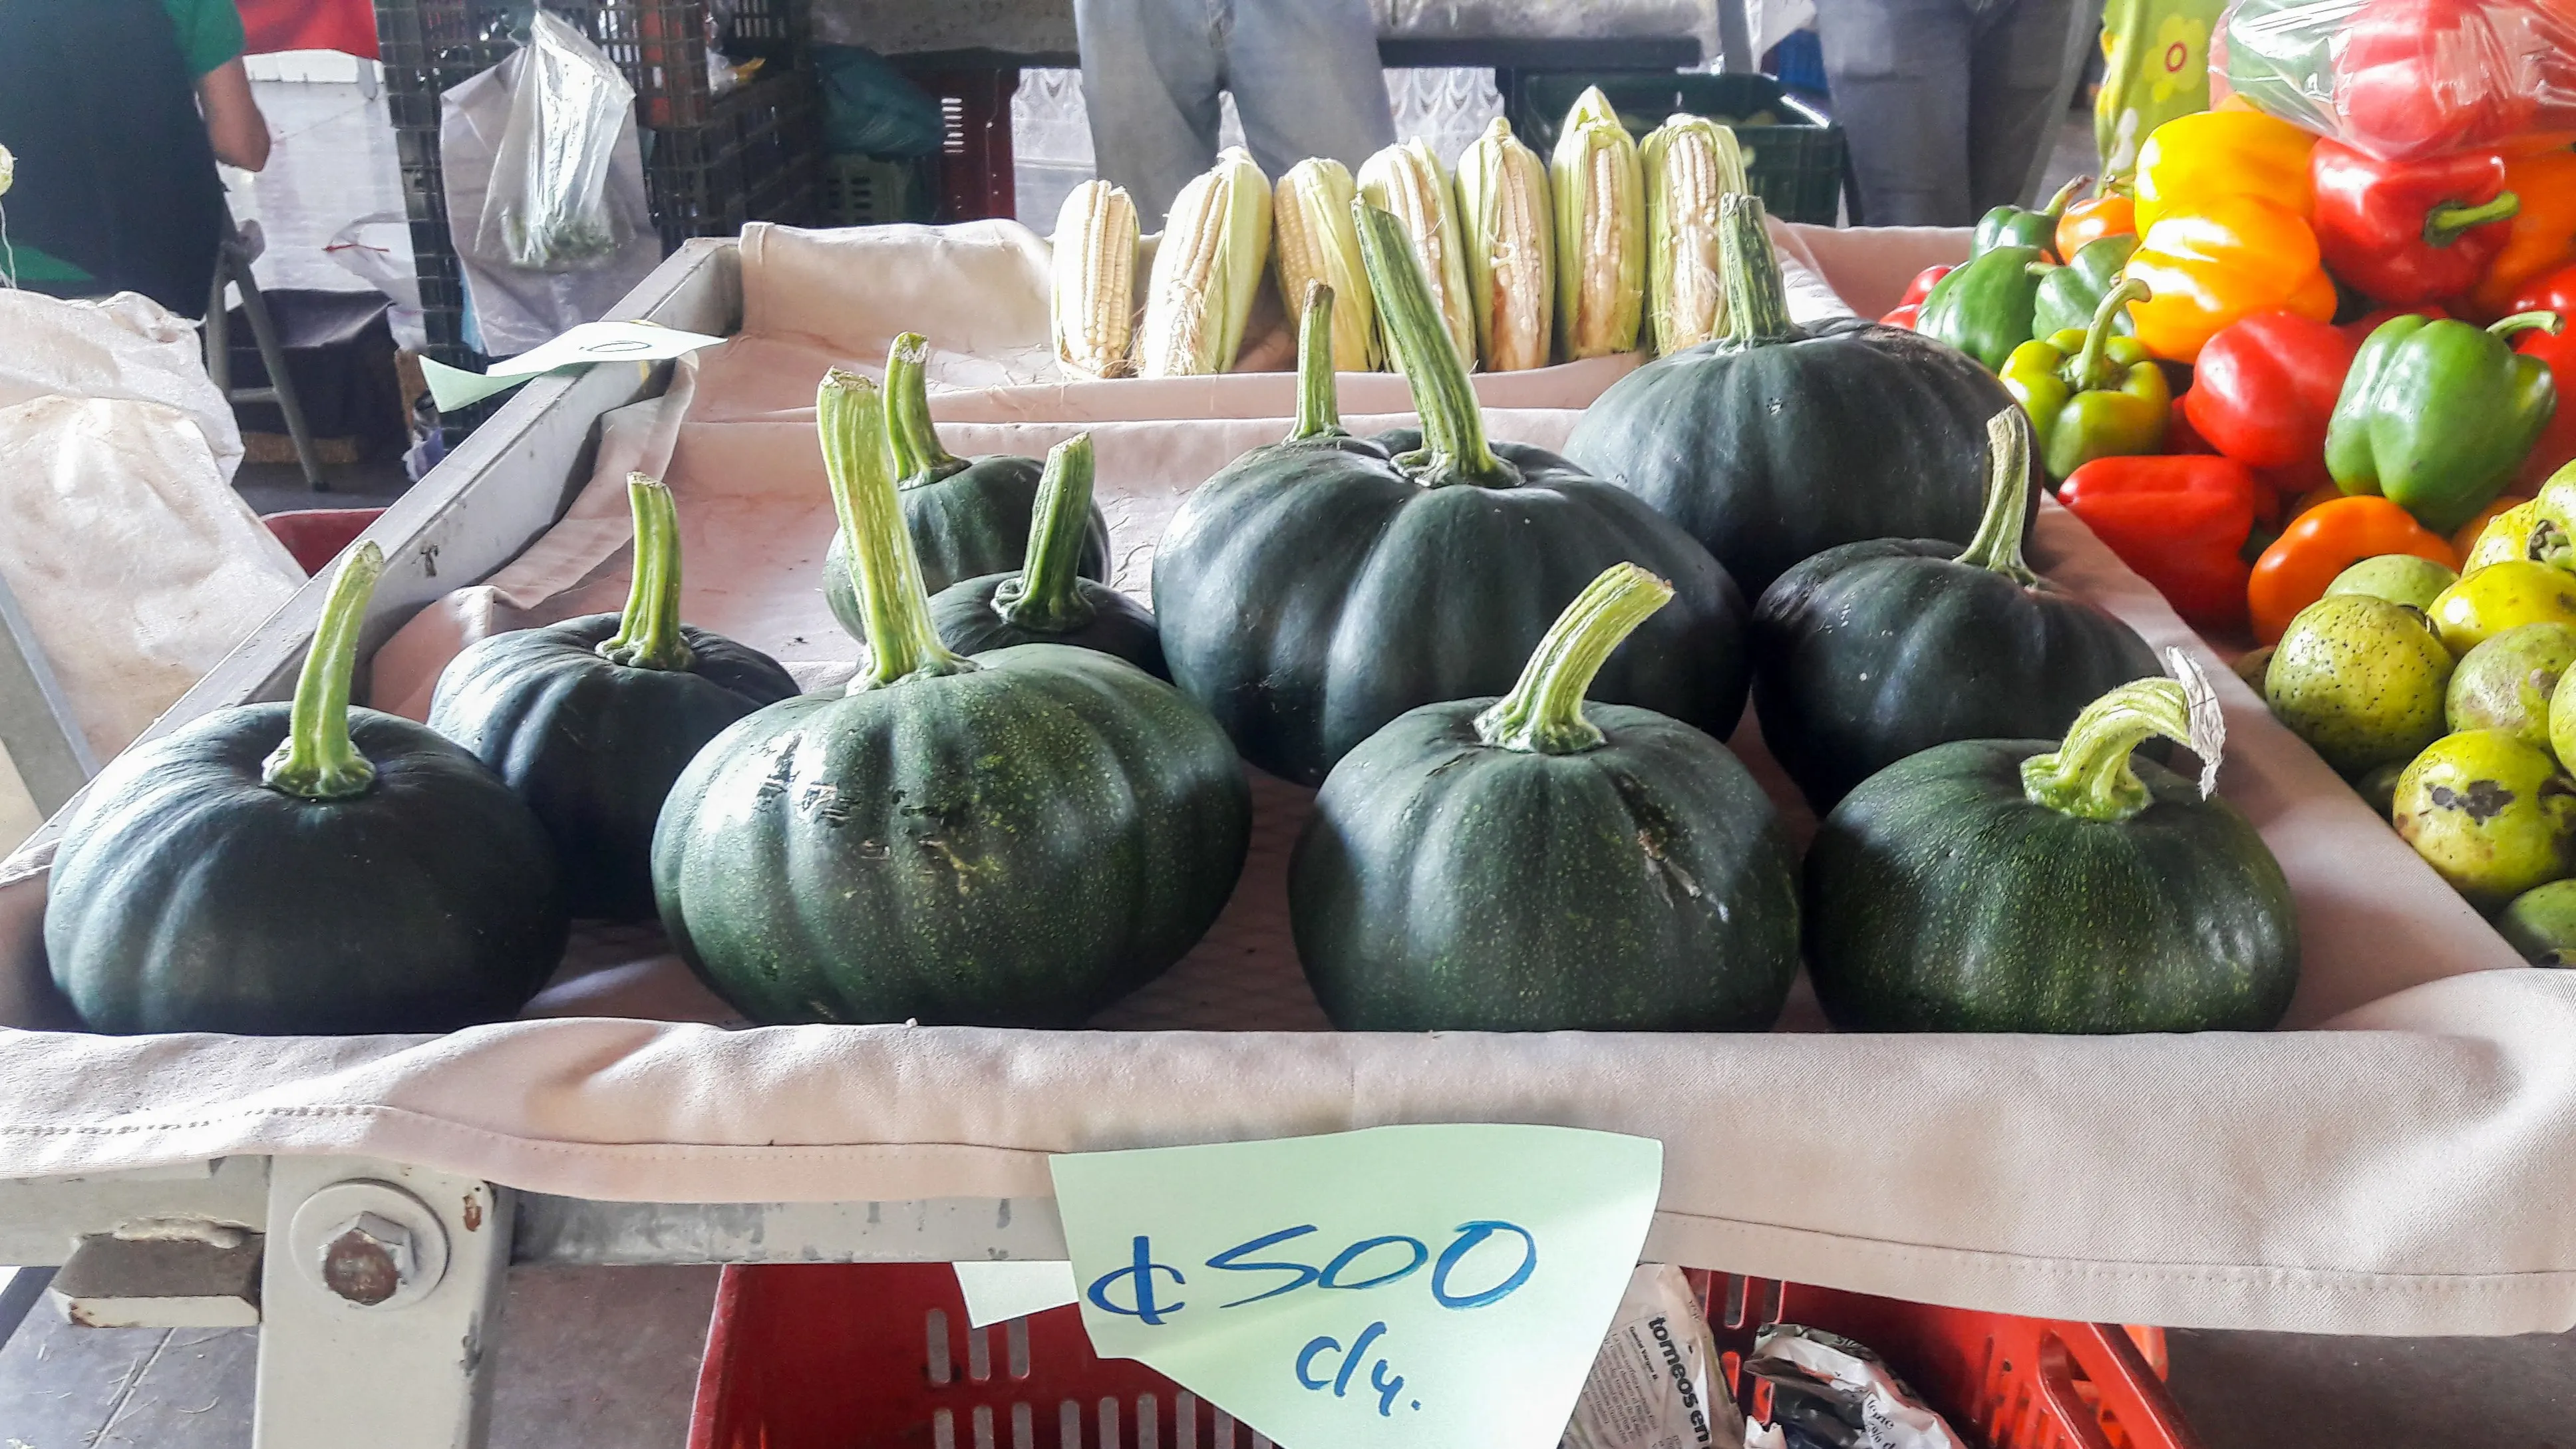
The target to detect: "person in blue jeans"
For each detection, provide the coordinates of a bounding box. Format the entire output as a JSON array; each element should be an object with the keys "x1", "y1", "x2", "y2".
[
  {"x1": 1812, "y1": 0, "x2": 2081, "y2": 226},
  {"x1": 1074, "y1": 0, "x2": 1398, "y2": 221}
]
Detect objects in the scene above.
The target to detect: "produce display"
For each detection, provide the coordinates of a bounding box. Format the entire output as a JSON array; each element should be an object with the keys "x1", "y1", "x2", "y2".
[
  {"x1": 1290, "y1": 564, "x2": 1798, "y2": 1033},
  {"x1": 427, "y1": 474, "x2": 801, "y2": 919},
  {"x1": 925, "y1": 432, "x2": 1168, "y2": 679},
  {"x1": 46, "y1": 544, "x2": 569, "y2": 1034}
]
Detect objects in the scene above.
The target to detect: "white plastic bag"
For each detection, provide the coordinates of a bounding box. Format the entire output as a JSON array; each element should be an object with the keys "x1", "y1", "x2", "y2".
[
  {"x1": 474, "y1": 11, "x2": 643, "y2": 271},
  {"x1": 323, "y1": 211, "x2": 429, "y2": 352}
]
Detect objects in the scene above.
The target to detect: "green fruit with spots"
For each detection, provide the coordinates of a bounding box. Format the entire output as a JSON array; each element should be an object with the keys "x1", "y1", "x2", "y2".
[
  {"x1": 2264, "y1": 595, "x2": 2454, "y2": 776},
  {"x1": 2444, "y1": 623, "x2": 2576, "y2": 748},
  {"x1": 820, "y1": 334, "x2": 1110, "y2": 643},
  {"x1": 653, "y1": 371, "x2": 1251, "y2": 1026},
  {"x1": 2392, "y1": 730, "x2": 2576, "y2": 910},
  {"x1": 2324, "y1": 554, "x2": 2458, "y2": 613},
  {"x1": 2496, "y1": 880, "x2": 2576, "y2": 965},
  {"x1": 2550, "y1": 663, "x2": 2576, "y2": 772},
  {"x1": 1289, "y1": 563, "x2": 1800, "y2": 1032},
  {"x1": 2354, "y1": 759, "x2": 2408, "y2": 818},
  {"x1": 1804, "y1": 665, "x2": 2299, "y2": 1033}
]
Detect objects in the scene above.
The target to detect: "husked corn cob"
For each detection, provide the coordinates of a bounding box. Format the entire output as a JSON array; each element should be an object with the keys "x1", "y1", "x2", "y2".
[
  {"x1": 1050, "y1": 180, "x2": 1140, "y2": 379},
  {"x1": 1357, "y1": 140, "x2": 1476, "y2": 374},
  {"x1": 1549, "y1": 86, "x2": 1646, "y2": 360},
  {"x1": 1137, "y1": 147, "x2": 1273, "y2": 378},
  {"x1": 1641, "y1": 115, "x2": 1748, "y2": 355},
  {"x1": 1272, "y1": 158, "x2": 1380, "y2": 371},
  {"x1": 1454, "y1": 117, "x2": 1554, "y2": 372}
]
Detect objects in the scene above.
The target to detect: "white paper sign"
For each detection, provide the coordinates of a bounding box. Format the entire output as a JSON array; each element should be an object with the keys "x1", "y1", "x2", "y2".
[{"x1": 419, "y1": 319, "x2": 726, "y2": 410}]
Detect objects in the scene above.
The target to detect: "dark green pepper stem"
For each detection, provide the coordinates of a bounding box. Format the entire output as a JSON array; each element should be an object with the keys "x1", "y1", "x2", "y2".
[
  {"x1": 2489, "y1": 310, "x2": 2563, "y2": 342},
  {"x1": 1954, "y1": 410, "x2": 2041, "y2": 586},
  {"x1": 597, "y1": 474, "x2": 695, "y2": 671},
  {"x1": 2072, "y1": 277, "x2": 2150, "y2": 390},
  {"x1": 882, "y1": 333, "x2": 968, "y2": 486},
  {"x1": 1474, "y1": 563, "x2": 1675, "y2": 754},
  {"x1": 2020, "y1": 675, "x2": 2199, "y2": 822},
  {"x1": 261, "y1": 540, "x2": 385, "y2": 800},
  {"x1": 2428, "y1": 192, "x2": 2519, "y2": 246},
  {"x1": 995, "y1": 433, "x2": 1102, "y2": 633},
  {"x1": 1353, "y1": 202, "x2": 1515, "y2": 489},
  {"x1": 1287, "y1": 282, "x2": 1347, "y2": 442},
  {"x1": 1718, "y1": 192, "x2": 1796, "y2": 345},
  {"x1": 819, "y1": 368, "x2": 974, "y2": 690}
]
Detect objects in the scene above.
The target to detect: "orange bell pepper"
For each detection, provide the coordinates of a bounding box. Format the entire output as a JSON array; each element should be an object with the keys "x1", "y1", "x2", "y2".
[
  {"x1": 2057, "y1": 194, "x2": 2136, "y2": 262},
  {"x1": 2464, "y1": 147, "x2": 2576, "y2": 321},
  {"x1": 2133, "y1": 109, "x2": 2318, "y2": 235},
  {"x1": 2248, "y1": 494, "x2": 2460, "y2": 643},
  {"x1": 2125, "y1": 195, "x2": 2339, "y2": 363}
]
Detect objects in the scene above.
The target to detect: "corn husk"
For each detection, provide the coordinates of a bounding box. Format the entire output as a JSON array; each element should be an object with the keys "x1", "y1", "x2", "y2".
[
  {"x1": 1137, "y1": 147, "x2": 1273, "y2": 377},
  {"x1": 1454, "y1": 117, "x2": 1555, "y2": 372},
  {"x1": 1641, "y1": 114, "x2": 1749, "y2": 355},
  {"x1": 1357, "y1": 139, "x2": 1477, "y2": 374},
  {"x1": 1050, "y1": 180, "x2": 1140, "y2": 379},
  {"x1": 1271, "y1": 158, "x2": 1380, "y2": 371},
  {"x1": 1549, "y1": 86, "x2": 1647, "y2": 359}
]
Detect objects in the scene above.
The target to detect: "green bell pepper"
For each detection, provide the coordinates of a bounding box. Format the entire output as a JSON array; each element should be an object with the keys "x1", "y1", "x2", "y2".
[
  {"x1": 2325, "y1": 311, "x2": 2564, "y2": 535},
  {"x1": 2032, "y1": 235, "x2": 2138, "y2": 339},
  {"x1": 1918, "y1": 244, "x2": 2052, "y2": 373},
  {"x1": 1973, "y1": 176, "x2": 2089, "y2": 257},
  {"x1": 2001, "y1": 277, "x2": 2172, "y2": 482}
]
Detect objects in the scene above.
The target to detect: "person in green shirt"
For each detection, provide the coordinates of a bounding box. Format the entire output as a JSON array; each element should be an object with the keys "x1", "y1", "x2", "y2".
[{"x1": 1, "y1": 0, "x2": 273, "y2": 314}]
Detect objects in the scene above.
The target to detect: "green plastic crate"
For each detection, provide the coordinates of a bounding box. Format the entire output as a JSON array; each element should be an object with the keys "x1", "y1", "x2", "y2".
[{"x1": 1505, "y1": 73, "x2": 1850, "y2": 226}]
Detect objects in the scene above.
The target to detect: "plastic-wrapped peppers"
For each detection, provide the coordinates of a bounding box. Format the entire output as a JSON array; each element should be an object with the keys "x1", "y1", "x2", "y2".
[{"x1": 2310, "y1": 140, "x2": 2519, "y2": 307}]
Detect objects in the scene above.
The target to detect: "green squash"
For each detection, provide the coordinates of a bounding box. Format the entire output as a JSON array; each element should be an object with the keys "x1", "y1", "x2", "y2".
[
  {"x1": 926, "y1": 432, "x2": 1166, "y2": 679},
  {"x1": 820, "y1": 333, "x2": 1112, "y2": 641},
  {"x1": 1562, "y1": 194, "x2": 2020, "y2": 597},
  {"x1": 1750, "y1": 410, "x2": 2162, "y2": 810},
  {"x1": 654, "y1": 368, "x2": 1250, "y2": 1026},
  {"x1": 1806, "y1": 662, "x2": 2299, "y2": 1033},
  {"x1": 426, "y1": 475, "x2": 800, "y2": 919},
  {"x1": 1151, "y1": 220, "x2": 1749, "y2": 788},
  {"x1": 46, "y1": 544, "x2": 569, "y2": 1034},
  {"x1": 1291, "y1": 563, "x2": 1799, "y2": 1031}
]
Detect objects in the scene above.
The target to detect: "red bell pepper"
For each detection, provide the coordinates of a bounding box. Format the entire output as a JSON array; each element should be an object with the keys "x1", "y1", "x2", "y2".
[
  {"x1": 2509, "y1": 259, "x2": 2576, "y2": 321},
  {"x1": 2060, "y1": 455, "x2": 2262, "y2": 631},
  {"x1": 2340, "y1": 303, "x2": 2449, "y2": 341},
  {"x1": 2517, "y1": 321, "x2": 2576, "y2": 488},
  {"x1": 2181, "y1": 310, "x2": 2360, "y2": 470},
  {"x1": 1880, "y1": 263, "x2": 1955, "y2": 329},
  {"x1": 2333, "y1": 0, "x2": 2542, "y2": 158},
  {"x1": 2311, "y1": 140, "x2": 2520, "y2": 304}
]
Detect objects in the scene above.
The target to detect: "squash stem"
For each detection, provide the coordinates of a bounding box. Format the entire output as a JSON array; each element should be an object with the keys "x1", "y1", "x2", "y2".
[
  {"x1": 597, "y1": 474, "x2": 696, "y2": 671},
  {"x1": 1953, "y1": 410, "x2": 2041, "y2": 586},
  {"x1": 884, "y1": 333, "x2": 968, "y2": 485},
  {"x1": 1287, "y1": 282, "x2": 1347, "y2": 442},
  {"x1": 261, "y1": 540, "x2": 385, "y2": 800},
  {"x1": 2073, "y1": 277, "x2": 2148, "y2": 391},
  {"x1": 2021, "y1": 676, "x2": 2197, "y2": 822},
  {"x1": 1474, "y1": 563, "x2": 1674, "y2": 754},
  {"x1": 1717, "y1": 193, "x2": 1796, "y2": 345},
  {"x1": 820, "y1": 369, "x2": 975, "y2": 690},
  {"x1": 995, "y1": 434, "x2": 1101, "y2": 633},
  {"x1": 1354, "y1": 202, "x2": 1516, "y2": 489}
]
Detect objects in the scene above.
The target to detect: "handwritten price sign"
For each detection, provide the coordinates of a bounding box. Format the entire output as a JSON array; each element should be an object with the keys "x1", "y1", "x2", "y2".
[{"x1": 1050, "y1": 1124, "x2": 1663, "y2": 1449}]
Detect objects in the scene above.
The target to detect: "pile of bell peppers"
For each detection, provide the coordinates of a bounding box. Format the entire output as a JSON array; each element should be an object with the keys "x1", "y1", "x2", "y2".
[{"x1": 1881, "y1": 92, "x2": 2573, "y2": 644}]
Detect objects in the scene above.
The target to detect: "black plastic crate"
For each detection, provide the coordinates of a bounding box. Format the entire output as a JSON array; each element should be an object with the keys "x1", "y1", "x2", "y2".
[
  {"x1": 1504, "y1": 72, "x2": 1850, "y2": 226},
  {"x1": 376, "y1": 0, "x2": 804, "y2": 130}
]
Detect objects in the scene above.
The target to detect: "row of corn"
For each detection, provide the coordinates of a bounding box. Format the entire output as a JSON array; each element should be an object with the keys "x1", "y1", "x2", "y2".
[{"x1": 1050, "y1": 87, "x2": 1754, "y2": 381}]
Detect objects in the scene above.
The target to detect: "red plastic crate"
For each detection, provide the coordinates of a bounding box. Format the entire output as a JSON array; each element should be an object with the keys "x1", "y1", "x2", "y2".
[
  {"x1": 891, "y1": 66, "x2": 1023, "y2": 222},
  {"x1": 686, "y1": 1261, "x2": 2202, "y2": 1449},
  {"x1": 263, "y1": 508, "x2": 387, "y2": 576}
]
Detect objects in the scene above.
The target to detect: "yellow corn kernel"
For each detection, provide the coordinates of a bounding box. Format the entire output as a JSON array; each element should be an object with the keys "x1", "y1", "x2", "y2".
[
  {"x1": 1273, "y1": 158, "x2": 1380, "y2": 371},
  {"x1": 1050, "y1": 180, "x2": 1140, "y2": 379},
  {"x1": 1641, "y1": 114, "x2": 1749, "y2": 355},
  {"x1": 1454, "y1": 117, "x2": 1555, "y2": 372},
  {"x1": 1136, "y1": 148, "x2": 1273, "y2": 378},
  {"x1": 1550, "y1": 86, "x2": 1646, "y2": 359},
  {"x1": 1357, "y1": 139, "x2": 1477, "y2": 374}
]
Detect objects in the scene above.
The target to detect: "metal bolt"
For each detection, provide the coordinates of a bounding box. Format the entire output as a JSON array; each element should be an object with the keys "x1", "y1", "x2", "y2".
[{"x1": 318, "y1": 1211, "x2": 414, "y2": 1307}]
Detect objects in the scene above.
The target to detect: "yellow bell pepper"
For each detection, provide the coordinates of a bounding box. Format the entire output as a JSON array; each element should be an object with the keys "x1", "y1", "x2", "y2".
[
  {"x1": 2124, "y1": 194, "x2": 2338, "y2": 363},
  {"x1": 2132, "y1": 109, "x2": 2318, "y2": 235}
]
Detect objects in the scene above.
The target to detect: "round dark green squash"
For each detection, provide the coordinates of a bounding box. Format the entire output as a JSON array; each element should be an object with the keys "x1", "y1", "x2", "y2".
[
  {"x1": 1750, "y1": 410, "x2": 2162, "y2": 811},
  {"x1": 426, "y1": 475, "x2": 799, "y2": 919},
  {"x1": 1562, "y1": 194, "x2": 2020, "y2": 597},
  {"x1": 45, "y1": 544, "x2": 569, "y2": 1035},
  {"x1": 654, "y1": 368, "x2": 1249, "y2": 1027},
  {"x1": 820, "y1": 332, "x2": 1112, "y2": 641},
  {"x1": 1290, "y1": 563, "x2": 1799, "y2": 1031},
  {"x1": 925, "y1": 432, "x2": 1166, "y2": 679},
  {"x1": 1150, "y1": 224, "x2": 1748, "y2": 788},
  {"x1": 1805, "y1": 663, "x2": 2299, "y2": 1033}
]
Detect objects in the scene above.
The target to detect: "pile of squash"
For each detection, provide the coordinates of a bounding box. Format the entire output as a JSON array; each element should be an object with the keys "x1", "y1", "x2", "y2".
[{"x1": 43, "y1": 194, "x2": 2301, "y2": 1043}]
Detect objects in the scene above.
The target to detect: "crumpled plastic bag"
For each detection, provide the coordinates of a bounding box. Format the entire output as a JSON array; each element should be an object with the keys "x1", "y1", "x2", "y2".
[
  {"x1": 2213, "y1": 0, "x2": 2576, "y2": 160},
  {"x1": 475, "y1": 11, "x2": 646, "y2": 271}
]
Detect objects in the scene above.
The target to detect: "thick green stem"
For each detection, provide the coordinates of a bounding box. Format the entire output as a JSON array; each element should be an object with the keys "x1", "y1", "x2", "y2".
[
  {"x1": 2072, "y1": 277, "x2": 2149, "y2": 389},
  {"x1": 597, "y1": 474, "x2": 695, "y2": 671},
  {"x1": 1473, "y1": 564, "x2": 1674, "y2": 754},
  {"x1": 995, "y1": 434, "x2": 1100, "y2": 633},
  {"x1": 2489, "y1": 310, "x2": 2563, "y2": 341},
  {"x1": 2039, "y1": 174, "x2": 2088, "y2": 220},
  {"x1": 820, "y1": 368, "x2": 975, "y2": 690},
  {"x1": 883, "y1": 333, "x2": 967, "y2": 486},
  {"x1": 1718, "y1": 192, "x2": 1795, "y2": 345},
  {"x1": 2427, "y1": 192, "x2": 2519, "y2": 246},
  {"x1": 1953, "y1": 410, "x2": 2041, "y2": 586},
  {"x1": 261, "y1": 540, "x2": 385, "y2": 800},
  {"x1": 1287, "y1": 282, "x2": 1347, "y2": 442},
  {"x1": 2021, "y1": 677, "x2": 2197, "y2": 822},
  {"x1": 1353, "y1": 202, "x2": 1515, "y2": 489}
]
